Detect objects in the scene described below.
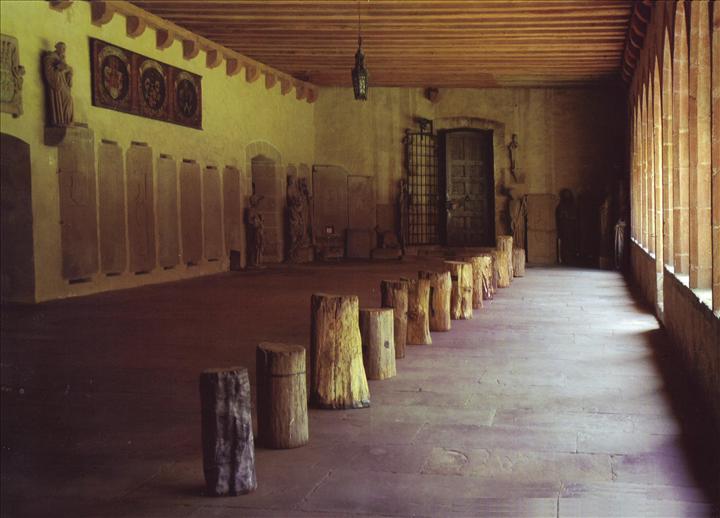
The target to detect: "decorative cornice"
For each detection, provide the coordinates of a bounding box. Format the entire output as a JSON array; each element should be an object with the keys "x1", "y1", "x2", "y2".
[{"x1": 53, "y1": 0, "x2": 319, "y2": 103}]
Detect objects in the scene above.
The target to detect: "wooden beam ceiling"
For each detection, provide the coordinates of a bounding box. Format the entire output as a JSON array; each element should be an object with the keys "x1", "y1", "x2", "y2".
[{"x1": 131, "y1": 0, "x2": 634, "y2": 88}]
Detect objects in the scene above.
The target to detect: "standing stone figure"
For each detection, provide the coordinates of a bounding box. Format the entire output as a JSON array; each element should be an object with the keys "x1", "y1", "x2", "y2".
[
  {"x1": 246, "y1": 193, "x2": 264, "y2": 267},
  {"x1": 556, "y1": 188, "x2": 578, "y2": 265},
  {"x1": 508, "y1": 134, "x2": 519, "y2": 182},
  {"x1": 508, "y1": 191, "x2": 527, "y2": 251},
  {"x1": 286, "y1": 175, "x2": 305, "y2": 261},
  {"x1": 42, "y1": 42, "x2": 73, "y2": 127},
  {"x1": 299, "y1": 177, "x2": 312, "y2": 246}
]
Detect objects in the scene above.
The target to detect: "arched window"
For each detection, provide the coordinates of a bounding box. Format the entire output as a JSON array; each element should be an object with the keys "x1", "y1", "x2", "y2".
[
  {"x1": 662, "y1": 29, "x2": 674, "y2": 268},
  {"x1": 713, "y1": 0, "x2": 720, "y2": 312},
  {"x1": 653, "y1": 58, "x2": 663, "y2": 280},
  {"x1": 688, "y1": 0, "x2": 712, "y2": 290},
  {"x1": 672, "y1": 0, "x2": 690, "y2": 274}
]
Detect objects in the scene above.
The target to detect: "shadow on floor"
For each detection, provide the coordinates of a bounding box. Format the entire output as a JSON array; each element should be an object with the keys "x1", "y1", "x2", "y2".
[{"x1": 634, "y1": 317, "x2": 720, "y2": 510}]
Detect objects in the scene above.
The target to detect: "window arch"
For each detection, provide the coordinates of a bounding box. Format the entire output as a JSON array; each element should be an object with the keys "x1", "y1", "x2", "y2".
[
  {"x1": 688, "y1": 0, "x2": 712, "y2": 289},
  {"x1": 713, "y1": 0, "x2": 720, "y2": 311},
  {"x1": 672, "y1": 0, "x2": 690, "y2": 274},
  {"x1": 653, "y1": 57, "x2": 663, "y2": 282},
  {"x1": 662, "y1": 29, "x2": 674, "y2": 267}
]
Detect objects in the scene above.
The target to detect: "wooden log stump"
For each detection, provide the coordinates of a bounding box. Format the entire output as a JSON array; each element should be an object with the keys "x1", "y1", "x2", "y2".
[
  {"x1": 462, "y1": 257, "x2": 485, "y2": 309},
  {"x1": 490, "y1": 251, "x2": 499, "y2": 293},
  {"x1": 256, "y1": 342, "x2": 309, "y2": 449},
  {"x1": 380, "y1": 280, "x2": 408, "y2": 359},
  {"x1": 444, "y1": 261, "x2": 473, "y2": 319},
  {"x1": 475, "y1": 254, "x2": 494, "y2": 301},
  {"x1": 199, "y1": 367, "x2": 257, "y2": 496},
  {"x1": 496, "y1": 235, "x2": 514, "y2": 288},
  {"x1": 310, "y1": 293, "x2": 370, "y2": 409},
  {"x1": 513, "y1": 248, "x2": 526, "y2": 277},
  {"x1": 404, "y1": 278, "x2": 431, "y2": 345},
  {"x1": 359, "y1": 308, "x2": 396, "y2": 380},
  {"x1": 418, "y1": 270, "x2": 451, "y2": 331}
]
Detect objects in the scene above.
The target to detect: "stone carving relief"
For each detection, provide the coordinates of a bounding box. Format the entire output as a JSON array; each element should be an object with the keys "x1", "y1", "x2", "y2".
[
  {"x1": 98, "y1": 140, "x2": 126, "y2": 274},
  {"x1": 223, "y1": 165, "x2": 243, "y2": 257},
  {"x1": 42, "y1": 41, "x2": 74, "y2": 127},
  {"x1": 286, "y1": 174, "x2": 313, "y2": 262},
  {"x1": 203, "y1": 166, "x2": 223, "y2": 261},
  {"x1": 180, "y1": 159, "x2": 202, "y2": 265},
  {"x1": 58, "y1": 126, "x2": 99, "y2": 280},
  {"x1": 246, "y1": 192, "x2": 265, "y2": 268},
  {"x1": 1, "y1": 133, "x2": 34, "y2": 302},
  {"x1": 0, "y1": 34, "x2": 25, "y2": 117},
  {"x1": 127, "y1": 143, "x2": 156, "y2": 273},
  {"x1": 157, "y1": 155, "x2": 180, "y2": 269}
]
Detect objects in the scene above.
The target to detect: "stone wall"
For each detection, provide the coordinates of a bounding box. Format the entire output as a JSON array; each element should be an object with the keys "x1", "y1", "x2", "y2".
[
  {"x1": 314, "y1": 86, "x2": 625, "y2": 240},
  {"x1": 630, "y1": 241, "x2": 720, "y2": 430},
  {"x1": 0, "y1": 1, "x2": 315, "y2": 301}
]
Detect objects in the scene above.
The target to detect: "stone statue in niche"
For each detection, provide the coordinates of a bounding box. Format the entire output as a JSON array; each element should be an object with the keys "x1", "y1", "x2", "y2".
[
  {"x1": 1, "y1": 34, "x2": 25, "y2": 117},
  {"x1": 42, "y1": 42, "x2": 74, "y2": 127},
  {"x1": 246, "y1": 192, "x2": 265, "y2": 268},
  {"x1": 556, "y1": 188, "x2": 579, "y2": 265},
  {"x1": 300, "y1": 177, "x2": 313, "y2": 246},
  {"x1": 598, "y1": 186, "x2": 612, "y2": 268},
  {"x1": 508, "y1": 189, "x2": 528, "y2": 251},
  {"x1": 507, "y1": 134, "x2": 519, "y2": 182},
  {"x1": 286, "y1": 175, "x2": 313, "y2": 263}
]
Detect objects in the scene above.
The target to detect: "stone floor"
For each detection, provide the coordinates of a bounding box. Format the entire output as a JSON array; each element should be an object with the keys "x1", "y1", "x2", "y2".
[{"x1": 1, "y1": 262, "x2": 718, "y2": 517}]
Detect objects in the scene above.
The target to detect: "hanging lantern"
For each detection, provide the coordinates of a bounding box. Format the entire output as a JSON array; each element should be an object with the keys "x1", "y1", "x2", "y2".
[{"x1": 351, "y1": 36, "x2": 368, "y2": 100}]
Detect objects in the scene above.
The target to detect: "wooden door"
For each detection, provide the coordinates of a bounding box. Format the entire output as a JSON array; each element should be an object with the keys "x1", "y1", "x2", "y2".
[{"x1": 444, "y1": 130, "x2": 494, "y2": 246}]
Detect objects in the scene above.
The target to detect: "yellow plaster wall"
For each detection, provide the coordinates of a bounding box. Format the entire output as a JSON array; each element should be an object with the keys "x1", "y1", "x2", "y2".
[
  {"x1": 0, "y1": 1, "x2": 315, "y2": 302},
  {"x1": 315, "y1": 86, "x2": 624, "y2": 208}
]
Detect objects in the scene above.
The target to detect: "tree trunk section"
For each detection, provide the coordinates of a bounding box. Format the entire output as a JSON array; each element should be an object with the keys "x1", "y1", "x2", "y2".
[
  {"x1": 310, "y1": 293, "x2": 370, "y2": 409},
  {"x1": 444, "y1": 261, "x2": 473, "y2": 319},
  {"x1": 380, "y1": 279, "x2": 408, "y2": 359},
  {"x1": 513, "y1": 248, "x2": 526, "y2": 277},
  {"x1": 462, "y1": 256, "x2": 485, "y2": 309},
  {"x1": 256, "y1": 342, "x2": 309, "y2": 449},
  {"x1": 418, "y1": 270, "x2": 451, "y2": 331},
  {"x1": 359, "y1": 308, "x2": 396, "y2": 380},
  {"x1": 474, "y1": 254, "x2": 494, "y2": 301},
  {"x1": 199, "y1": 367, "x2": 257, "y2": 496},
  {"x1": 496, "y1": 235, "x2": 514, "y2": 288},
  {"x1": 404, "y1": 277, "x2": 431, "y2": 345}
]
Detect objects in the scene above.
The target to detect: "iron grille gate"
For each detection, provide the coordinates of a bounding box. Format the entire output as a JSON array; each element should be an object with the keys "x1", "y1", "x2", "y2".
[{"x1": 403, "y1": 120, "x2": 439, "y2": 245}]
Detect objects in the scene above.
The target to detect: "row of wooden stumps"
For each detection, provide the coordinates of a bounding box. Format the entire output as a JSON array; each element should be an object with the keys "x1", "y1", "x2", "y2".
[{"x1": 198, "y1": 235, "x2": 526, "y2": 496}]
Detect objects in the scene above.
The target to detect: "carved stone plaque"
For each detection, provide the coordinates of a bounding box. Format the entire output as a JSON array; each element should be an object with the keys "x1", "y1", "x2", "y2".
[
  {"x1": 157, "y1": 154, "x2": 179, "y2": 268},
  {"x1": 526, "y1": 193, "x2": 558, "y2": 265},
  {"x1": 250, "y1": 156, "x2": 281, "y2": 262},
  {"x1": 348, "y1": 175, "x2": 375, "y2": 229},
  {"x1": 126, "y1": 143, "x2": 156, "y2": 273},
  {"x1": 58, "y1": 126, "x2": 99, "y2": 280},
  {"x1": 1, "y1": 133, "x2": 34, "y2": 302},
  {"x1": 98, "y1": 140, "x2": 126, "y2": 274},
  {"x1": 180, "y1": 160, "x2": 202, "y2": 264},
  {"x1": 203, "y1": 166, "x2": 223, "y2": 261},
  {"x1": 312, "y1": 165, "x2": 349, "y2": 239},
  {"x1": 1, "y1": 34, "x2": 24, "y2": 117},
  {"x1": 223, "y1": 165, "x2": 243, "y2": 254}
]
